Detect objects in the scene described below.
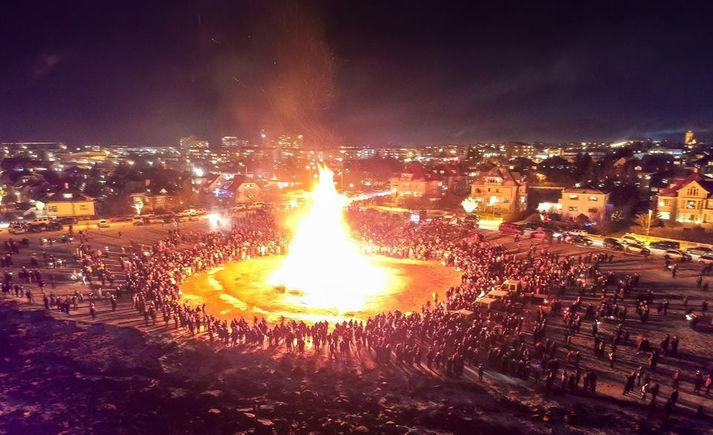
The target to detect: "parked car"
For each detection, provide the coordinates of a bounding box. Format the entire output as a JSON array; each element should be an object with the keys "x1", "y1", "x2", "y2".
[
  {"x1": 698, "y1": 254, "x2": 713, "y2": 265},
  {"x1": 566, "y1": 229, "x2": 590, "y2": 237},
  {"x1": 29, "y1": 217, "x2": 51, "y2": 226},
  {"x1": 147, "y1": 215, "x2": 165, "y2": 224},
  {"x1": 664, "y1": 249, "x2": 691, "y2": 262},
  {"x1": 498, "y1": 223, "x2": 523, "y2": 235},
  {"x1": 603, "y1": 238, "x2": 624, "y2": 250},
  {"x1": 8, "y1": 223, "x2": 27, "y2": 234},
  {"x1": 110, "y1": 215, "x2": 133, "y2": 222},
  {"x1": 651, "y1": 240, "x2": 681, "y2": 250},
  {"x1": 58, "y1": 217, "x2": 77, "y2": 225},
  {"x1": 625, "y1": 243, "x2": 650, "y2": 255},
  {"x1": 685, "y1": 246, "x2": 713, "y2": 256},
  {"x1": 565, "y1": 234, "x2": 593, "y2": 246},
  {"x1": 27, "y1": 224, "x2": 46, "y2": 233},
  {"x1": 531, "y1": 228, "x2": 553, "y2": 239},
  {"x1": 97, "y1": 219, "x2": 110, "y2": 228},
  {"x1": 519, "y1": 223, "x2": 539, "y2": 235},
  {"x1": 620, "y1": 234, "x2": 643, "y2": 246},
  {"x1": 46, "y1": 221, "x2": 63, "y2": 231}
]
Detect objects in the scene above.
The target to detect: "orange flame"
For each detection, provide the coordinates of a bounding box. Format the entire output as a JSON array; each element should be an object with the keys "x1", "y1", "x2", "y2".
[{"x1": 268, "y1": 166, "x2": 390, "y2": 313}]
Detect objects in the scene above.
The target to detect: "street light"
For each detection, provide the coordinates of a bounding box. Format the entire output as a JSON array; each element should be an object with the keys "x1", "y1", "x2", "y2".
[
  {"x1": 133, "y1": 199, "x2": 144, "y2": 215},
  {"x1": 461, "y1": 197, "x2": 478, "y2": 213},
  {"x1": 646, "y1": 209, "x2": 653, "y2": 236},
  {"x1": 488, "y1": 195, "x2": 498, "y2": 217}
]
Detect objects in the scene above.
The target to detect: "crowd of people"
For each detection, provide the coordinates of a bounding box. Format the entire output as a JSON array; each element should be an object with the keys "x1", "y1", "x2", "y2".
[{"x1": 4, "y1": 207, "x2": 713, "y2": 423}]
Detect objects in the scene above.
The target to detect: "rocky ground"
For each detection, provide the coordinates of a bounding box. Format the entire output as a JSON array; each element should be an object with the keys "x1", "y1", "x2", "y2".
[{"x1": 2, "y1": 301, "x2": 710, "y2": 435}]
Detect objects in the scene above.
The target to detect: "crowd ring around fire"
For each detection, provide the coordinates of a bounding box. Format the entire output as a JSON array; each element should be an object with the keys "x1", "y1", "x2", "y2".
[{"x1": 180, "y1": 166, "x2": 462, "y2": 325}]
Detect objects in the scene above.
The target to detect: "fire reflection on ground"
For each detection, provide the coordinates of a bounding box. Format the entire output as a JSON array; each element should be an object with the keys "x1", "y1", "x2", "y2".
[{"x1": 180, "y1": 255, "x2": 461, "y2": 324}]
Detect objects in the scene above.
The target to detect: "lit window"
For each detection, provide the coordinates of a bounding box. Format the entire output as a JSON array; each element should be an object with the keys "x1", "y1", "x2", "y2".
[
  {"x1": 588, "y1": 196, "x2": 598, "y2": 201},
  {"x1": 687, "y1": 187, "x2": 699, "y2": 196},
  {"x1": 659, "y1": 211, "x2": 670, "y2": 220},
  {"x1": 62, "y1": 193, "x2": 73, "y2": 199},
  {"x1": 568, "y1": 206, "x2": 578, "y2": 212},
  {"x1": 686, "y1": 200, "x2": 697, "y2": 209},
  {"x1": 568, "y1": 195, "x2": 579, "y2": 200}
]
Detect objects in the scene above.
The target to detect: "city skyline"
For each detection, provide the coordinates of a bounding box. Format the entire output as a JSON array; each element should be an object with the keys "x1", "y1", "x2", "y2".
[{"x1": 1, "y1": 1, "x2": 712, "y2": 146}]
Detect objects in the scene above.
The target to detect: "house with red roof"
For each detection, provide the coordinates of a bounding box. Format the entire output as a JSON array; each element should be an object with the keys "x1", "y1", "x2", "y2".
[
  {"x1": 656, "y1": 173, "x2": 713, "y2": 226},
  {"x1": 469, "y1": 167, "x2": 527, "y2": 215}
]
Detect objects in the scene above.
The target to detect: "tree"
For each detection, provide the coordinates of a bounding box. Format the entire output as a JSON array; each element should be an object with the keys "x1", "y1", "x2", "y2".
[
  {"x1": 538, "y1": 157, "x2": 574, "y2": 184},
  {"x1": 575, "y1": 213, "x2": 591, "y2": 227},
  {"x1": 634, "y1": 211, "x2": 662, "y2": 234},
  {"x1": 574, "y1": 153, "x2": 594, "y2": 183}
]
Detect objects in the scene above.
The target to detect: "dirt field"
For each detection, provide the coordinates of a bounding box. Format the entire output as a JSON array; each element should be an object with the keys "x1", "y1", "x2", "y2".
[{"x1": 180, "y1": 255, "x2": 461, "y2": 324}]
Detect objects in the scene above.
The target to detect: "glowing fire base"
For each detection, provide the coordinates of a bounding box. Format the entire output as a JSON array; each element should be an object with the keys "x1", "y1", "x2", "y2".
[{"x1": 180, "y1": 255, "x2": 461, "y2": 324}]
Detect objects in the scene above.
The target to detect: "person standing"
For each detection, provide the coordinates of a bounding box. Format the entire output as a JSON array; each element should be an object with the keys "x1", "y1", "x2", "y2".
[
  {"x1": 623, "y1": 372, "x2": 636, "y2": 395},
  {"x1": 694, "y1": 370, "x2": 704, "y2": 394}
]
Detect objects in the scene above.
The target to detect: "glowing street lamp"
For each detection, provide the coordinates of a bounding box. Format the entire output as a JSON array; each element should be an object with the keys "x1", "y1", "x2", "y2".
[
  {"x1": 461, "y1": 197, "x2": 478, "y2": 213},
  {"x1": 34, "y1": 201, "x2": 46, "y2": 217},
  {"x1": 488, "y1": 196, "x2": 498, "y2": 216},
  {"x1": 646, "y1": 209, "x2": 653, "y2": 236},
  {"x1": 133, "y1": 199, "x2": 144, "y2": 215}
]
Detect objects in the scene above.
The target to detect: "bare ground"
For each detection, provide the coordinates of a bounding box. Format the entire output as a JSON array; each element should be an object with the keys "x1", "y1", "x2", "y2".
[{"x1": 2, "y1": 301, "x2": 711, "y2": 434}]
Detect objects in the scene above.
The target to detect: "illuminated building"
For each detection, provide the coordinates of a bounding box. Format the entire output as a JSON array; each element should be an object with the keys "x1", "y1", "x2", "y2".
[
  {"x1": 685, "y1": 130, "x2": 697, "y2": 147},
  {"x1": 469, "y1": 167, "x2": 527, "y2": 215},
  {"x1": 179, "y1": 136, "x2": 209, "y2": 149},
  {"x1": 390, "y1": 164, "x2": 443, "y2": 198},
  {"x1": 45, "y1": 185, "x2": 96, "y2": 217},
  {"x1": 656, "y1": 173, "x2": 713, "y2": 226},
  {"x1": 277, "y1": 134, "x2": 304, "y2": 149},
  {"x1": 557, "y1": 188, "x2": 609, "y2": 221},
  {"x1": 502, "y1": 142, "x2": 537, "y2": 160},
  {"x1": 221, "y1": 136, "x2": 248, "y2": 147}
]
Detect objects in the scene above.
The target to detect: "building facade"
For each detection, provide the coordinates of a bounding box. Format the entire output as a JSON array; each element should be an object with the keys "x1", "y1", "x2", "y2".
[
  {"x1": 390, "y1": 165, "x2": 443, "y2": 198},
  {"x1": 657, "y1": 174, "x2": 713, "y2": 226},
  {"x1": 130, "y1": 192, "x2": 177, "y2": 213},
  {"x1": 45, "y1": 187, "x2": 95, "y2": 217},
  {"x1": 502, "y1": 142, "x2": 537, "y2": 160},
  {"x1": 558, "y1": 187, "x2": 609, "y2": 221},
  {"x1": 469, "y1": 167, "x2": 527, "y2": 215}
]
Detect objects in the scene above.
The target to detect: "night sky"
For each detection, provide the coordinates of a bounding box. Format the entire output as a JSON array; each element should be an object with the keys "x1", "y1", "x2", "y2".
[{"x1": 1, "y1": 1, "x2": 712, "y2": 146}]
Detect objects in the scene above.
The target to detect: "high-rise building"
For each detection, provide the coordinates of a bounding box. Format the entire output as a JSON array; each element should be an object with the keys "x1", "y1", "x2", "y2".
[
  {"x1": 221, "y1": 136, "x2": 248, "y2": 147},
  {"x1": 179, "y1": 136, "x2": 209, "y2": 149},
  {"x1": 685, "y1": 130, "x2": 697, "y2": 147},
  {"x1": 502, "y1": 141, "x2": 537, "y2": 160},
  {"x1": 277, "y1": 134, "x2": 304, "y2": 149}
]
